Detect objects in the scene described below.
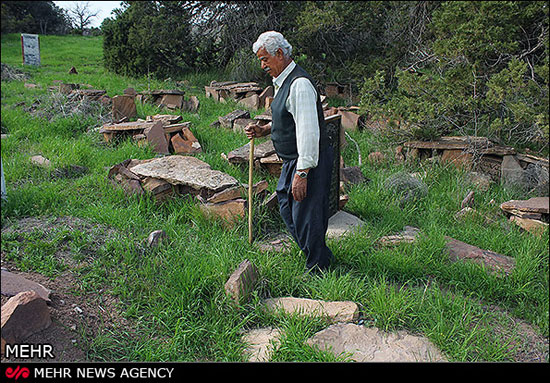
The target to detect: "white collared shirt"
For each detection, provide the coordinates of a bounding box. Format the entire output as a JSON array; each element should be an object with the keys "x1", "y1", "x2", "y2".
[{"x1": 273, "y1": 61, "x2": 319, "y2": 170}]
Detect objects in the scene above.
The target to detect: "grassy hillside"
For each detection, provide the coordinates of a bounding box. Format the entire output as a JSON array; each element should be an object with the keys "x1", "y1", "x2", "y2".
[{"x1": 1, "y1": 33, "x2": 548, "y2": 362}]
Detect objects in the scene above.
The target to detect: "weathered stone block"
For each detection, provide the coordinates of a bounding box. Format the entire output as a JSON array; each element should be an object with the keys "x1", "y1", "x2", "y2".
[{"x1": 224, "y1": 259, "x2": 259, "y2": 304}]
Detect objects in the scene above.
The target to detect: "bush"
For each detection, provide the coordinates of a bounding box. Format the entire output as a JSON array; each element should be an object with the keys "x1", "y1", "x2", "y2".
[
  {"x1": 102, "y1": 2, "x2": 196, "y2": 79},
  {"x1": 359, "y1": 1, "x2": 549, "y2": 152}
]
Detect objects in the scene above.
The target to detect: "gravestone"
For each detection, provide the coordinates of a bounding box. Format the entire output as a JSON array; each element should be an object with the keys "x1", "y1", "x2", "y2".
[
  {"x1": 325, "y1": 114, "x2": 341, "y2": 217},
  {"x1": 21, "y1": 34, "x2": 40, "y2": 66}
]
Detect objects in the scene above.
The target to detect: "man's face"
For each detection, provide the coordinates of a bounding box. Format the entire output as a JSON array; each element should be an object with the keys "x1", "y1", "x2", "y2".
[{"x1": 256, "y1": 46, "x2": 286, "y2": 78}]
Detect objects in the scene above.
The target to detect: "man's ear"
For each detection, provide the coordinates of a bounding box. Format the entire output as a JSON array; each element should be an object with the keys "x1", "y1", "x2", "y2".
[{"x1": 276, "y1": 48, "x2": 284, "y2": 59}]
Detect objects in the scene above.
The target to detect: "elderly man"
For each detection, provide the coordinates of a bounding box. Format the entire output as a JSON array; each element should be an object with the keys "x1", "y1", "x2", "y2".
[{"x1": 246, "y1": 31, "x2": 334, "y2": 275}]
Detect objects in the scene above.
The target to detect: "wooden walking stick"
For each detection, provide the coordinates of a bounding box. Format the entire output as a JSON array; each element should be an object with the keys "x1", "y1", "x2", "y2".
[{"x1": 248, "y1": 137, "x2": 255, "y2": 244}]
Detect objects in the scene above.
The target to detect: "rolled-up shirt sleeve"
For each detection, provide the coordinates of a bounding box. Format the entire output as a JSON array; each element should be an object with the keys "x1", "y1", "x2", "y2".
[{"x1": 287, "y1": 77, "x2": 319, "y2": 170}]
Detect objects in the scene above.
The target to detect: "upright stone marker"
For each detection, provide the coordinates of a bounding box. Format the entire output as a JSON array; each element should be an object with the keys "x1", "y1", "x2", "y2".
[{"x1": 21, "y1": 34, "x2": 41, "y2": 66}]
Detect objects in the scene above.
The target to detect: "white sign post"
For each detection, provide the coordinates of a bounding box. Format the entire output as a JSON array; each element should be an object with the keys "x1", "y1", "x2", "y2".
[{"x1": 21, "y1": 34, "x2": 41, "y2": 66}]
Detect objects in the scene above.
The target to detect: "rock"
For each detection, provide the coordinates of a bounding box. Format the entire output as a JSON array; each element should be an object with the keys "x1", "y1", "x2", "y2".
[
  {"x1": 501, "y1": 155, "x2": 527, "y2": 190},
  {"x1": 112, "y1": 95, "x2": 137, "y2": 122},
  {"x1": 129, "y1": 155, "x2": 239, "y2": 194},
  {"x1": 326, "y1": 211, "x2": 366, "y2": 239},
  {"x1": 123, "y1": 87, "x2": 137, "y2": 97},
  {"x1": 338, "y1": 110, "x2": 360, "y2": 131},
  {"x1": 340, "y1": 166, "x2": 367, "y2": 186},
  {"x1": 509, "y1": 216, "x2": 548, "y2": 237},
  {"x1": 170, "y1": 127, "x2": 202, "y2": 154},
  {"x1": 219, "y1": 110, "x2": 250, "y2": 129},
  {"x1": 466, "y1": 171, "x2": 493, "y2": 192},
  {"x1": 258, "y1": 86, "x2": 274, "y2": 108},
  {"x1": 242, "y1": 327, "x2": 281, "y2": 362},
  {"x1": 182, "y1": 96, "x2": 200, "y2": 113},
  {"x1": 263, "y1": 297, "x2": 359, "y2": 323},
  {"x1": 1, "y1": 291, "x2": 52, "y2": 354},
  {"x1": 524, "y1": 163, "x2": 549, "y2": 196},
  {"x1": 445, "y1": 237, "x2": 515, "y2": 276},
  {"x1": 384, "y1": 172, "x2": 428, "y2": 205},
  {"x1": 1, "y1": 270, "x2": 51, "y2": 303},
  {"x1": 238, "y1": 93, "x2": 260, "y2": 110},
  {"x1": 30, "y1": 155, "x2": 51, "y2": 168},
  {"x1": 227, "y1": 140, "x2": 276, "y2": 164},
  {"x1": 441, "y1": 149, "x2": 473, "y2": 169},
  {"x1": 147, "y1": 230, "x2": 167, "y2": 247},
  {"x1": 500, "y1": 197, "x2": 549, "y2": 220},
  {"x1": 262, "y1": 191, "x2": 278, "y2": 211},
  {"x1": 306, "y1": 323, "x2": 447, "y2": 362},
  {"x1": 224, "y1": 259, "x2": 259, "y2": 304},
  {"x1": 143, "y1": 121, "x2": 170, "y2": 154},
  {"x1": 68, "y1": 66, "x2": 78, "y2": 74},
  {"x1": 377, "y1": 226, "x2": 421, "y2": 246},
  {"x1": 199, "y1": 199, "x2": 246, "y2": 224}
]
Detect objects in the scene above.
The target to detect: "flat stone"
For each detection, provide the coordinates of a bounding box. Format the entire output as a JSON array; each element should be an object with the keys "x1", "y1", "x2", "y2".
[
  {"x1": 500, "y1": 197, "x2": 549, "y2": 216},
  {"x1": 224, "y1": 259, "x2": 259, "y2": 304},
  {"x1": 219, "y1": 110, "x2": 250, "y2": 129},
  {"x1": 509, "y1": 216, "x2": 548, "y2": 237},
  {"x1": 1, "y1": 270, "x2": 51, "y2": 303},
  {"x1": 326, "y1": 211, "x2": 365, "y2": 239},
  {"x1": 1, "y1": 291, "x2": 52, "y2": 354},
  {"x1": 242, "y1": 327, "x2": 281, "y2": 362},
  {"x1": 263, "y1": 297, "x2": 359, "y2": 323},
  {"x1": 445, "y1": 237, "x2": 515, "y2": 276},
  {"x1": 307, "y1": 323, "x2": 447, "y2": 362},
  {"x1": 227, "y1": 140, "x2": 276, "y2": 164},
  {"x1": 129, "y1": 155, "x2": 239, "y2": 193}
]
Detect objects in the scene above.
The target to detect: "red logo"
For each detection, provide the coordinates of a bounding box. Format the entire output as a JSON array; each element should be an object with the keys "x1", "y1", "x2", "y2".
[{"x1": 5, "y1": 366, "x2": 30, "y2": 380}]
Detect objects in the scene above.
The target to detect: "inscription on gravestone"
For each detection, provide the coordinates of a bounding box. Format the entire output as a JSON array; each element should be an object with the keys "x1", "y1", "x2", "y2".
[{"x1": 21, "y1": 34, "x2": 40, "y2": 66}]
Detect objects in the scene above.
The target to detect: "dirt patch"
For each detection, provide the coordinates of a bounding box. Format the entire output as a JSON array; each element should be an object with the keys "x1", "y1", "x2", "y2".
[{"x1": 1, "y1": 216, "x2": 132, "y2": 362}]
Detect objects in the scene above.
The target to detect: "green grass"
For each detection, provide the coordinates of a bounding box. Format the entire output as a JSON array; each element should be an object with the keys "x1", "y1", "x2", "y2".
[{"x1": 1, "y1": 33, "x2": 548, "y2": 362}]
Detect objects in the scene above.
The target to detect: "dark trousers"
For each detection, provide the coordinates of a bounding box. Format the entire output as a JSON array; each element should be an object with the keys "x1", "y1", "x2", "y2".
[{"x1": 276, "y1": 146, "x2": 334, "y2": 270}]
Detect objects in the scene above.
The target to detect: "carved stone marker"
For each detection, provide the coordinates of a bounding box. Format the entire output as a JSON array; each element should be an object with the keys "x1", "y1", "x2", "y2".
[{"x1": 21, "y1": 34, "x2": 40, "y2": 66}]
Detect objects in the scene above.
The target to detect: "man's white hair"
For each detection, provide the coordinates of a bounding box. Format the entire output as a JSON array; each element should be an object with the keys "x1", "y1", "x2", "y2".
[{"x1": 252, "y1": 31, "x2": 292, "y2": 58}]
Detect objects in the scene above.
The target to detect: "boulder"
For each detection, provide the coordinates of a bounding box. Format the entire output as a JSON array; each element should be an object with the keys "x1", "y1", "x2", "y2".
[
  {"x1": 1, "y1": 291, "x2": 52, "y2": 354},
  {"x1": 1, "y1": 270, "x2": 51, "y2": 303}
]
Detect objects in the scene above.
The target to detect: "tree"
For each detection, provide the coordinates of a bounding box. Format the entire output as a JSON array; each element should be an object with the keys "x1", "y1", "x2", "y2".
[
  {"x1": 67, "y1": 1, "x2": 99, "y2": 34},
  {"x1": 1, "y1": 1, "x2": 71, "y2": 34}
]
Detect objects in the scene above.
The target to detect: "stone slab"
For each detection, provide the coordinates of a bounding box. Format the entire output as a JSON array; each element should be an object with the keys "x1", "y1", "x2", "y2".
[
  {"x1": 307, "y1": 323, "x2": 447, "y2": 362},
  {"x1": 128, "y1": 155, "x2": 239, "y2": 193},
  {"x1": 242, "y1": 327, "x2": 281, "y2": 362},
  {"x1": 263, "y1": 297, "x2": 359, "y2": 323}
]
